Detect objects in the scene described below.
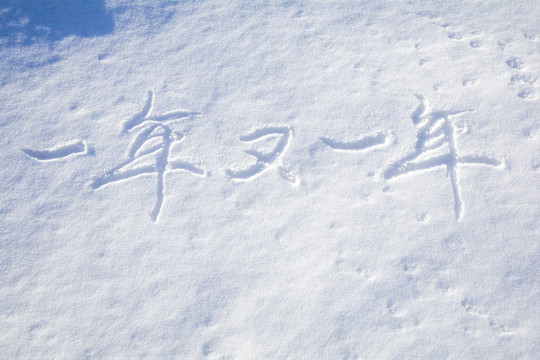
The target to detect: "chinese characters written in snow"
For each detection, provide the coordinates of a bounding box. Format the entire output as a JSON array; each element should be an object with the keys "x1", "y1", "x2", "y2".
[{"x1": 22, "y1": 91, "x2": 504, "y2": 222}]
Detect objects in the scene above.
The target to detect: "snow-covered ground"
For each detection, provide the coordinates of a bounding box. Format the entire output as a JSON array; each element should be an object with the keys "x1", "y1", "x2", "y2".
[{"x1": 1, "y1": 1, "x2": 539, "y2": 358}]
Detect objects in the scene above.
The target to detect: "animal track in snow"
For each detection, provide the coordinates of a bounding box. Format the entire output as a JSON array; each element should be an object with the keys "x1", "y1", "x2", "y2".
[
  {"x1": 517, "y1": 88, "x2": 536, "y2": 99},
  {"x1": 419, "y1": 58, "x2": 432, "y2": 66},
  {"x1": 22, "y1": 140, "x2": 89, "y2": 161},
  {"x1": 462, "y1": 78, "x2": 476, "y2": 86},
  {"x1": 505, "y1": 57, "x2": 525, "y2": 70},
  {"x1": 416, "y1": 213, "x2": 428, "y2": 222},
  {"x1": 505, "y1": 57, "x2": 537, "y2": 99},
  {"x1": 448, "y1": 32, "x2": 463, "y2": 40},
  {"x1": 469, "y1": 40, "x2": 481, "y2": 48},
  {"x1": 520, "y1": 126, "x2": 538, "y2": 139},
  {"x1": 510, "y1": 74, "x2": 537, "y2": 85},
  {"x1": 523, "y1": 32, "x2": 536, "y2": 40},
  {"x1": 461, "y1": 297, "x2": 487, "y2": 317}
]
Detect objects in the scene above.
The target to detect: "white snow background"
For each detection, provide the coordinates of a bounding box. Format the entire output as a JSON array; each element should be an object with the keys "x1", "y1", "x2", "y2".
[{"x1": 1, "y1": 1, "x2": 539, "y2": 358}]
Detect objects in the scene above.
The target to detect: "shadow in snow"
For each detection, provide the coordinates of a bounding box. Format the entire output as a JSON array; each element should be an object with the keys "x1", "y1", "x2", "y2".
[{"x1": 0, "y1": 0, "x2": 114, "y2": 46}]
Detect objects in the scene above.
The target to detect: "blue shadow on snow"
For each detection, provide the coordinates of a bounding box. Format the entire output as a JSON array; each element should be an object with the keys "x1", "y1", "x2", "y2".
[{"x1": 0, "y1": 0, "x2": 114, "y2": 46}]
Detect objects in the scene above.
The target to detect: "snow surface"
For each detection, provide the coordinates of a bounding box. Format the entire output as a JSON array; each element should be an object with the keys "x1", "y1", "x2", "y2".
[{"x1": 1, "y1": 1, "x2": 539, "y2": 358}]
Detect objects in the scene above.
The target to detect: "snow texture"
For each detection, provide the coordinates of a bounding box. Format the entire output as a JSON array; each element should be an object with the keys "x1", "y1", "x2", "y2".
[{"x1": 1, "y1": 1, "x2": 539, "y2": 358}]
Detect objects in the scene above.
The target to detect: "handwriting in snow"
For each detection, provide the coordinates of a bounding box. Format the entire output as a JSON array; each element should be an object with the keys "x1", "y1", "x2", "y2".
[
  {"x1": 89, "y1": 91, "x2": 206, "y2": 222},
  {"x1": 384, "y1": 95, "x2": 503, "y2": 219},
  {"x1": 226, "y1": 126, "x2": 300, "y2": 186},
  {"x1": 22, "y1": 91, "x2": 504, "y2": 221}
]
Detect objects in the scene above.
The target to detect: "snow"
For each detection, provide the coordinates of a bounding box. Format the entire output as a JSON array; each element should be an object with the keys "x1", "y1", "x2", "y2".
[{"x1": 1, "y1": 1, "x2": 539, "y2": 358}]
